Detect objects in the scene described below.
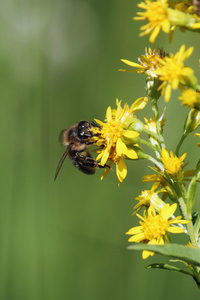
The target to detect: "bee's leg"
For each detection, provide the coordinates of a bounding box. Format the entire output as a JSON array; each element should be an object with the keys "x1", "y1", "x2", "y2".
[
  {"x1": 89, "y1": 121, "x2": 101, "y2": 129},
  {"x1": 77, "y1": 153, "x2": 110, "y2": 169},
  {"x1": 97, "y1": 163, "x2": 110, "y2": 169},
  {"x1": 77, "y1": 154, "x2": 98, "y2": 168}
]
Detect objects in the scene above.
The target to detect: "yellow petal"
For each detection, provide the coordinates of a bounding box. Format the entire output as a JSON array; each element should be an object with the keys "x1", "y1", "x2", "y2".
[
  {"x1": 128, "y1": 232, "x2": 145, "y2": 243},
  {"x1": 116, "y1": 158, "x2": 127, "y2": 182},
  {"x1": 126, "y1": 148, "x2": 138, "y2": 159},
  {"x1": 126, "y1": 226, "x2": 143, "y2": 235},
  {"x1": 149, "y1": 26, "x2": 160, "y2": 44},
  {"x1": 116, "y1": 138, "x2": 127, "y2": 156},
  {"x1": 120, "y1": 59, "x2": 143, "y2": 68},
  {"x1": 106, "y1": 106, "x2": 112, "y2": 121},
  {"x1": 130, "y1": 97, "x2": 148, "y2": 113},
  {"x1": 161, "y1": 203, "x2": 177, "y2": 219},
  {"x1": 100, "y1": 148, "x2": 110, "y2": 166},
  {"x1": 142, "y1": 250, "x2": 154, "y2": 259},
  {"x1": 165, "y1": 84, "x2": 172, "y2": 102},
  {"x1": 167, "y1": 227, "x2": 185, "y2": 233},
  {"x1": 122, "y1": 130, "x2": 139, "y2": 139}
]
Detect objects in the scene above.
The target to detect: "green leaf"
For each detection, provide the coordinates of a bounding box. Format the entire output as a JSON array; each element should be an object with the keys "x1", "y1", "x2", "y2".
[
  {"x1": 147, "y1": 263, "x2": 192, "y2": 276},
  {"x1": 127, "y1": 243, "x2": 200, "y2": 266},
  {"x1": 192, "y1": 211, "x2": 200, "y2": 238}
]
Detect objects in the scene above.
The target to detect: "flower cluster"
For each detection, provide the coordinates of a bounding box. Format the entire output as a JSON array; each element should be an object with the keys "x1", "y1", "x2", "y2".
[
  {"x1": 60, "y1": 0, "x2": 200, "y2": 286},
  {"x1": 88, "y1": 0, "x2": 200, "y2": 286},
  {"x1": 135, "y1": 0, "x2": 200, "y2": 44},
  {"x1": 121, "y1": 45, "x2": 198, "y2": 102}
]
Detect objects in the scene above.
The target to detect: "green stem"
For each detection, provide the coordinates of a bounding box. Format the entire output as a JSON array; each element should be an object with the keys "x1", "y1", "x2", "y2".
[
  {"x1": 138, "y1": 138, "x2": 158, "y2": 152},
  {"x1": 140, "y1": 153, "x2": 164, "y2": 172},
  {"x1": 150, "y1": 98, "x2": 165, "y2": 148},
  {"x1": 175, "y1": 133, "x2": 187, "y2": 156},
  {"x1": 142, "y1": 127, "x2": 160, "y2": 141},
  {"x1": 173, "y1": 182, "x2": 197, "y2": 247}
]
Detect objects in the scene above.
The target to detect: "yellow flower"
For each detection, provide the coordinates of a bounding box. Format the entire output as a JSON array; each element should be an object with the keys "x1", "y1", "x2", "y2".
[
  {"x1": 134, "y1": 0, "x2": 170, "y2": 44},
  {"x1": 126, "y1": 203, "x2": 189, "y2": 259},
  {"x1": 161, "y1": 148, "x2": 187, "y2": 178},
  {"x1": 92, "y1": 98, "x2": 148, "y2": 183},
  {"x1": 120, "y1": 47, "x2": 167, "y2": 78},
  {"x1": 155, "y1": 45, "x2": 195, "y2": 102},
  {"x1": 178, "y1": 88, "x2": 200, "y2": 109},
  {"x1": 133, "y1": 182, "x2": 166, "y2": 214},
  {"x1": 142, "y1": 169, "x2": 166, "y2": 185},
  {"x1": 144, "y1": 115, "x2": 165, "y2": 133}
]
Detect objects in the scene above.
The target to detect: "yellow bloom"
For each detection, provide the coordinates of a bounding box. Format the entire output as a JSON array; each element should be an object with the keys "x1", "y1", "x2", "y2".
[
  {"x1": 92, "y1": 98, "x2": 148, "y2": 183},
  {"x1": 155, "y1": 45, "x2": 195, "y2": 102},
  {"x1": 178, "y1": 88, "x2": 200, "y2": 109},
  {"x1": 142, "y1": 169, "x2": 166, "y2": 185},
  {"x1": 161, "y1": 148, "x2": 187, "y2": 177},
  {"x1": 126, "y1": 203, "x2": 189, "y2": 259},
  {"x1": 144, "y1": 115, "x2": 165, "y2": 133},
  {"x1": 120, "y1": 47, "x2": 167, "y2": 78},
  {"x1": 133, "y1": 182, "x2": 166, "y2": 214},
  {"x1": 135, "y1": 0, "x2": 170, "y2": 44}
]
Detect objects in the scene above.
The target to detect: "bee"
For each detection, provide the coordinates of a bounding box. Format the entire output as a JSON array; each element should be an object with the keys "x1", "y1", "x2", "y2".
[{"x1": 54, "y1": 120, "x2": 105, "y2": 180}]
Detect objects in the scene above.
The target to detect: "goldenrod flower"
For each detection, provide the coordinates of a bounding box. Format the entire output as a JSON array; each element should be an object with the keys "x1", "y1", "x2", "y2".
[
  {"x1": 126, "y1": 203, "x2": 189, "y2": 259},
  {"x1": 92, "y1": 98, "x2": 148, "y2": 183},
  {"x1": 143, "y1": 168, "x2": 196, "y2": 196},
  {"x1": 135, "y1": 0, "x2": 170, "y2": 44},
  {"x1": 133, "y1": 182, "x2": 166, "y2": 214},
  {"x1": 178, "y1": 88, "x2": 200, "y2": 109},
  {"x1": 155, "y1": 45, "x2": 195, "y2": 102},
  {"x1": 161, "y1": 148, "x2": 187, "y2": 177},
  {"x1": 142, "y1": 169, "x2": 166, "y2": 185},
  {"x1": 144, "y1": 115, "x2": 165, "y2": 133},
  {"x1": 120, "y1": 48, "x2": 167, "y2": 78}
]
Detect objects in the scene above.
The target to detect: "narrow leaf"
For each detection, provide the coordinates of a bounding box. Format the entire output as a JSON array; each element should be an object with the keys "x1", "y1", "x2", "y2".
[
  {"x1": 147, "y1": 263, "x2": 192, "y2": 276},
  {"x1": 127, "y1": 243, "x2": 200, "y2": 266}
]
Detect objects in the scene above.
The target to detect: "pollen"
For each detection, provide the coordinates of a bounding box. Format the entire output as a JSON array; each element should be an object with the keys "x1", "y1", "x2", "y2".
[
  {"x1": 144, "y1": 1, "x2": 168, "y2": 26},
  {"x1": 161, "y1": 148, "x2": 187, "y2": 177},
  {"x1": 100, "y1": 120, "x2": 123, "y2": 144},
  {"x1": 142, "y1": 214, "x2": 168, "y2": 240}
]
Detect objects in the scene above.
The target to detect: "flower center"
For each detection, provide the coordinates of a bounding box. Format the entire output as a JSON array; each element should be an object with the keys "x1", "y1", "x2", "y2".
[
  {"x1": 101, "y1": 120, "x2": 123, "y2": 145},
  {"x1": 163, "y1": 60, "x2": 183, "y2": 82},
  {"x1": 142, "y1": 215, "x2": 168, "y2": 240},
  {"x1": 147, "y1": 2, "x2": 168, "y2": 25},
  {"x1": 164, "y1": 156, "x2": 182, "y2": 175}
]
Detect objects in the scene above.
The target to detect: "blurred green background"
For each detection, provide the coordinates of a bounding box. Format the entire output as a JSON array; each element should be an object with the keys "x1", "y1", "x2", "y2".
[{"x1": 1, "y1": 0, "x2": 200, "y2": 299}]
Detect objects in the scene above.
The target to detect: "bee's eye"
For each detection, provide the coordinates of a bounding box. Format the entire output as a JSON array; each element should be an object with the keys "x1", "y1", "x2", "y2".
[{"x1": 78, "y1": 121, "x2": 92, "y2": 140}]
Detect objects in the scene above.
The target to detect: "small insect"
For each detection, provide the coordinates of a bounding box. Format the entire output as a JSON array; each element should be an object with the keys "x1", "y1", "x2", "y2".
[{"x1": 54, "y1": 120, "x2": 105, "y2": 180}]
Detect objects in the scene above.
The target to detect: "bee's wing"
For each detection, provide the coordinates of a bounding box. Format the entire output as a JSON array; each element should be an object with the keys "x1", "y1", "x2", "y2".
[{"x1": 54, "y1": 148, "x2": 69, "y2": 181}]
